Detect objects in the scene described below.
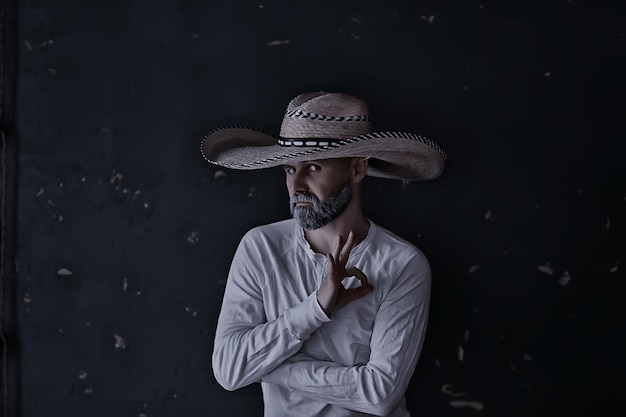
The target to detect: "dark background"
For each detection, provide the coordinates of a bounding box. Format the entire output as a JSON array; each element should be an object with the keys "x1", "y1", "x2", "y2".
[{"x1": 1, "y1": 0, "x2": 624, "y2": 416}]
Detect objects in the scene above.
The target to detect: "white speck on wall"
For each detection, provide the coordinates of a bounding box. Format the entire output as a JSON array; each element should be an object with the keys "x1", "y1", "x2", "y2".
[
  {"x1": 442, "y1": 384, "x2": 467, "y2": 397},
  {"x1": 123, "y1": 278, "x2": 128, "y2": 291},
  {"x1": 449, "y1": 400, "x2": 484, "y2": 411},
  {"x1": 39, "y1": 39, "x2": 54, "y2": 48},
  {"x1": 57, "y1": 268, "x2": 73, "y2": 276},
  {"x1": 187, "y1": 231, "x2": 199, "y2": 244},
  {"x1": 457, "y1": 345, "x2": 464, "y2": 361},
  {"x1": 523, "y1": 352, "x2": 533, "y2": 362},
  {"x1": 544, "y1": 71, "x2": 551, "y2": 77},
  {"x1": 484, "y1": 210, "x2": 492, "y2": 220},
  {"x1": 78, "y1": 370, "x2": 88, "y2": 379},
  {"x1": 558, "y1": 271, "x2": 571, "y2": 286},
  {"x1": 468, "y1": 265, "x2": 479, "y2": 274},
  {"x1": 537, "y1": 263, "x2": 555, "y2": 275},
  {"x1": 110, "y1": 171, "x2": 123, "y2": 185},
  {"x1": 421, "y1": 15, "x2": 435, "y2": 23},
  {"x1": 84, "y1": 387, "x2": 93, "y2": 395},
  {"x1": 268, "y1": 40, "x2": 290, "y2": 46},
  {"x1": 248, "y1": 187, "x2": 259, "y2": 197},
  {"x1": 114, "y1": 334, "x2": 126, "y2": 349}
]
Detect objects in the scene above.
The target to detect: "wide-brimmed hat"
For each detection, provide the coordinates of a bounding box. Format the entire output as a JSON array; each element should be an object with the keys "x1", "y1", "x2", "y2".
[{"x1": 201, "y1": 91, "x2": 447, "y2": 180}]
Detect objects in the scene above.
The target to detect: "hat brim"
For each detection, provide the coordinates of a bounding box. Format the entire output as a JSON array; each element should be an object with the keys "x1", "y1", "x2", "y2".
[{"x1": 201, "y1": 127, "x2": 447, "y2": 181}]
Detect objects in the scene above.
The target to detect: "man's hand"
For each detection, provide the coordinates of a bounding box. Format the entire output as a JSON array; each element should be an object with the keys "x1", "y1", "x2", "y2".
[{"x1": 317, "y1": 231, "x2": 373, "y2": 316}]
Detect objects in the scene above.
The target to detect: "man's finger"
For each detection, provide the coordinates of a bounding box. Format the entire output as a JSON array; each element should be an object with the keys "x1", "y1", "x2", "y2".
[
  {"x1": 333, "y1": 235, "x2": 343, "y2": 262},
  {"x1": 339, "y1": 231, "x2": 355, "y2": 265},
  {"x1": 327, "y1": 252, "x2": 343, "y2": 284},
  {"x1": 326, "y1": 252, "x2": 336, "y2": 275},
  {"x1": 345, "y1": 266, "x2": 369, "y2": 288}
]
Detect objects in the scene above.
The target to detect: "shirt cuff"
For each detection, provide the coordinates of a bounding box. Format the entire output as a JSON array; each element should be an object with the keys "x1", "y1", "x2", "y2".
[{"x1": 284, "y1": 292, "x2": 331, "y2": 340}]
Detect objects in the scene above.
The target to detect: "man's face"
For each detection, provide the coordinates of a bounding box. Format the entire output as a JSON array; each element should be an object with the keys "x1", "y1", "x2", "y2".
[{"x1": 284, "y1": 158, "x2": 354, "y2": 230}]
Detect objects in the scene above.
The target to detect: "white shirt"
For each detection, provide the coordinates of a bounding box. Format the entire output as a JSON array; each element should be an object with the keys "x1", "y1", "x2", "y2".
[{"x1": 212, "y1": 219, "x2": 431, "y2": 416}]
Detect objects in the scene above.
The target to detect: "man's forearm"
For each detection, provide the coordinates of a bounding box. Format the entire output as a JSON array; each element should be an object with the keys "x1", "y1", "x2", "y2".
[
  {"x1": 213, "y1": 292, "x2": 330, "y2": 390},
  {"x1": 262, "y1": 353, "x2": 413, "y2": 416}
]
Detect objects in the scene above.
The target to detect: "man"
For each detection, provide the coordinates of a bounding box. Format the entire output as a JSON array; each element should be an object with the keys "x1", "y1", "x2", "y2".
[{"x1": 202, "y1": 91, "x2": 446, "y2": 416}]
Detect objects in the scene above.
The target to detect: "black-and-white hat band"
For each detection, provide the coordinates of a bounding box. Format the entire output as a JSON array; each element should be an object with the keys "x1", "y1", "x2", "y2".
[{"x1": 277, "y1": 138, "x2": 343, "y2": 148}]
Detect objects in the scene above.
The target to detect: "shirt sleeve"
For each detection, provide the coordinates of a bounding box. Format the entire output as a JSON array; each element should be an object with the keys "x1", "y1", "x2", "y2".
[
  {"x1": 262, "y1": 253, "x2": 431, "y2": 416},
  {"x1": 212, "y1": 231, "x2": 331, "y2": 391}
]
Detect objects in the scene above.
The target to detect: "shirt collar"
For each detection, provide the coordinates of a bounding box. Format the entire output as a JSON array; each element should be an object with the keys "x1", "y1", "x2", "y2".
[{"x1": 293, "y1": 219, "x2": 377, "y2": 263}]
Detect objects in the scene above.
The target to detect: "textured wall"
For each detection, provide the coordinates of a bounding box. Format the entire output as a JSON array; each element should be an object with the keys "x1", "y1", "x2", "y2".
[{"x1": 7, "y1": 0, "x2": 625, "y2": 416}]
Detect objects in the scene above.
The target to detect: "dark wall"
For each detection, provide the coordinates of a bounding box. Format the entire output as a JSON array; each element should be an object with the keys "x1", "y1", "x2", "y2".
[{"x1": 4, "y1": 0, "x2": 625, "y2": 416}]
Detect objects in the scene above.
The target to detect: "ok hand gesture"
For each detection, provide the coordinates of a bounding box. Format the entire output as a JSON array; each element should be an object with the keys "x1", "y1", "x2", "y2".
[{"x1": 317, "y1": 231, "x2": 373, "y2": 316}]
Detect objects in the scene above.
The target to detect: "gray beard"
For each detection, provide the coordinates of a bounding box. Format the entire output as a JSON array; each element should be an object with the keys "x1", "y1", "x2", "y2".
[{"x1": 289, "y1": 183, "x2": 352, "y2": 230}]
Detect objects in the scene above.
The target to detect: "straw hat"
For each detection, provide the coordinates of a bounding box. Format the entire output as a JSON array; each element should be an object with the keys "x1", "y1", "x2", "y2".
[{"x1": 201, "y1": 91, "x2": 447, "y2": 180}]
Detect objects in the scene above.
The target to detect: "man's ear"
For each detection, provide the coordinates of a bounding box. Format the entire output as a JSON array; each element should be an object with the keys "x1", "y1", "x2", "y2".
[{"x1": 351, "y1": 157, "x2": 368, "y2": 183}]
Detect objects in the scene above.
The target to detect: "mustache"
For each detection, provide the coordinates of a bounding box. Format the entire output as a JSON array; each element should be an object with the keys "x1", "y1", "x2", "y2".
[{"x1": 290, "y1": 192, "x2": 320, "y2": 206}]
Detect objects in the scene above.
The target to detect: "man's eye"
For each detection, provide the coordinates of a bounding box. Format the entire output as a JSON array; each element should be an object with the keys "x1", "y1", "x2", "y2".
[
  {"x1": 285, "y1": 166, "x2": 295, "y2": 174},
  {"x1": 308, "y1": 164, "x2": 320, "y2": 171}
]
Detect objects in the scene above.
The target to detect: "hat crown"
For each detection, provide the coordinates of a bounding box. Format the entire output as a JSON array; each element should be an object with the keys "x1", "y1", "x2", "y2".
[{"x1": 280, "y1": 92, "x2": 372, "y2": 139}]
